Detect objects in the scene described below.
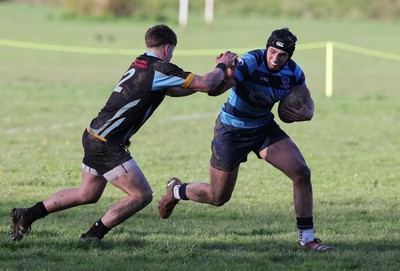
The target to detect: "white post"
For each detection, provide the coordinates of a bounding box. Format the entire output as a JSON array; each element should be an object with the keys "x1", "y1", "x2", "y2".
[
  {"x1": 204, "y1": 0, "x2": 214, "y2": 28},
  {"x1": 325, "y1": 42, "x2": 333, "y2": 97},
  {"x1": 179, "y1": 0, "x2": 189, "y2": 30}
]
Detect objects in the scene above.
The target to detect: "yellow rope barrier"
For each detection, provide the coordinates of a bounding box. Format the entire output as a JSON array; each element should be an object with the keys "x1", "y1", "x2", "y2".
[{"x1": 1, "y1": 38, "x2": 399, "y2": 97}]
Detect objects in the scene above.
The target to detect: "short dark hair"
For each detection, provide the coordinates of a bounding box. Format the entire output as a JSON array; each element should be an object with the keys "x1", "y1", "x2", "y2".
[
  {"x1": 145, "y1": 24, "x2": 177, "y2": 48},
  {"x1": 266, "y1": 28, "x2": 297, "y2": 57}
]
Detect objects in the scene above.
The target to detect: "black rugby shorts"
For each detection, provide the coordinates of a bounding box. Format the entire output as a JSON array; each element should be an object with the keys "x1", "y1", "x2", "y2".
[
  {"x1": 82, "y1": 129, "x2": 132, "y2": 175},
  {"x1": 210, "y1": 114, "x2": 289, "y2": 171}
]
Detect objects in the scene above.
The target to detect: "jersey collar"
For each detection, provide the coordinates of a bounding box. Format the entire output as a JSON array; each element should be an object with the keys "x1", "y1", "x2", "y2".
[{"x1": 145, "y1": 51, "x2": 162, "y2": 60}]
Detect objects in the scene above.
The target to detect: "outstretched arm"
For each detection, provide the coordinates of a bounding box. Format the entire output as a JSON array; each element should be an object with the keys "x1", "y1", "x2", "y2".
[
  {"x1": 165, "y1": 87, "x2": 197, "y2": 97},
  {"x1": 188, "y1": 51, "x2": 237, "y2": 92},
  {"x1": 166, "y1": 51, "x2": 237, "y2": 97},
  {"x1": 207, "y1": 56, "x2": 238, "y2": 96}
]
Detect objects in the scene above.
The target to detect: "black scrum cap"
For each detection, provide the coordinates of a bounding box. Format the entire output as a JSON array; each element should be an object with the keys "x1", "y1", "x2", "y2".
[{"x1": 266, "y1": 28, "x2": 297, "y2": 57}]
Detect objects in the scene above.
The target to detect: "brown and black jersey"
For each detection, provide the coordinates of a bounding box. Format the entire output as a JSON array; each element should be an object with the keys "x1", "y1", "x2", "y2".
[{"x1": 87, "y1": 52, "x2": 195, "y2": 145}]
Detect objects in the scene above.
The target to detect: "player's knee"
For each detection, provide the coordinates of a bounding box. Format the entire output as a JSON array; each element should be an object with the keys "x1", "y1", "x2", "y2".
[
  {"x1": 141, "y1": 190, "x2": 153, "y2": 206},
  {"x1": 211, "y1": 194, "x2": 231, "y2": 206},
  {"x1": 293, "y1": 165, "x2": 311, "y2": 184},
  {"x1": 80, "y1": 193, "x2": 102, "y2": 204},
  {"x1": 132, "y1": 189, "x2": 153, "y2": 206}
]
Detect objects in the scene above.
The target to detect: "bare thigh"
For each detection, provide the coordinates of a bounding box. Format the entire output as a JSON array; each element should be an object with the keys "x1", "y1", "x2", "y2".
[
  {"x1": 109, "y1": 165, "x2": 152, "y2": 199},
  {"x1": 208, "y1": 165, "x2": 240, "y2": 205},
  {"x1": 210, "y1": 166, "x2": 239, "y2": 192},
  {"x1": 81, "y1": 170, "x2": 108, "y2": 200},
  {"x1": 259, "y1": 138, "x2": 309, "y2": 181}
]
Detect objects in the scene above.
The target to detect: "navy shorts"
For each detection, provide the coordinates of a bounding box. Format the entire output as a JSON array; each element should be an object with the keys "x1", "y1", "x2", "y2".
[
  {"x1": 82, "y1": 129, "x2": 132, "y2": 176},
  {"x1": 210, "y1": 114, "x2": 289, "y2": 171}
]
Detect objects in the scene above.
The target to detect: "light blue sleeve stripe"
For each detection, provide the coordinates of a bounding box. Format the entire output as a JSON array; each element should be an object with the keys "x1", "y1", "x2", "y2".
[{"x1": 152, "y1": 71, "x2": 186, "y2": 91}]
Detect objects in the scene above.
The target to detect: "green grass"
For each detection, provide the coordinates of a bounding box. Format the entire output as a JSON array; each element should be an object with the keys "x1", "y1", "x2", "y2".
[{"x1": 1, "y1": 2, "x2": 400, "y2": 271}]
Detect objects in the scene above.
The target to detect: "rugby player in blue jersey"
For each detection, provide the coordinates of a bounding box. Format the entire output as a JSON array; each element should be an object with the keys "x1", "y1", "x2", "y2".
[
  {"x1": 10, "y1": 24, "x2": 238, "y2": 242},
  {"x1": 159, "y1": 28, "x2": 334, "y2": 251}
]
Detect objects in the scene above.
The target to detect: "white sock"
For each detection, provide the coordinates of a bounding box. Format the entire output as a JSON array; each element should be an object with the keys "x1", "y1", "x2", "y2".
[
  {"x1": 173, "y1": 185, "x2": 181, "y2": 200},
  {"x1": 299, "y1": 229, "x2": 314, "y2": 245}
]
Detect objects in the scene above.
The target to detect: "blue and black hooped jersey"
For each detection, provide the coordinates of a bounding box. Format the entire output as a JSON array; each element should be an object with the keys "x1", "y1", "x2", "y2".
[
  {"x1": 87, "y1": 51, "x2": 196, "y2": 145},
  {"x1": 220, "y1": 49, "x2": 306, "y2": 129}
]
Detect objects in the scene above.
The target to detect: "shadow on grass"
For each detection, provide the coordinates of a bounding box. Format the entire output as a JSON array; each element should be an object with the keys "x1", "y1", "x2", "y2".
[{"x1": 2, "y1": 224, "x2": 400, "y2": 271}]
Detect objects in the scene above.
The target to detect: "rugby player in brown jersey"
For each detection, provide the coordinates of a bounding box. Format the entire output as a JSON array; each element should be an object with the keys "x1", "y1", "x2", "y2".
[{"x1": 10, "y1": 24, "x2": 237, "y2": 242}]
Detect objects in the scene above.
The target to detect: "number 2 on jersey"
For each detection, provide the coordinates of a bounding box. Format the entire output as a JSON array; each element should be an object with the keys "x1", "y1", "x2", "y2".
[{"x1": 113, "y1": 68, "x2": 136, "y2": 93}]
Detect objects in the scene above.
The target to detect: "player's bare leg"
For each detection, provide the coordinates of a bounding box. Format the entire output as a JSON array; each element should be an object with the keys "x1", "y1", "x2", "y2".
[
  {"x1": 259, "y1": 138, "x2": 313, "y2": 218},
  {"x1": 184, "y1": 166, "x2": 239, "y2": 206},
  {"x1": 81, "y1": 166, "x2": 153, "y2": 240},
  {"x1": 159, "y1": 167, "x2": 239, "y2": 218},
  {"x1": 102, "y1": 168, "x2": 153, "y2": 228},
  {"x1": 260, "y1": 138, "x2": 334, "y2": 251},
  {"x1": 43, "y1": 170, "x2": 108, "y2": 213},
  {"x1": 11, "y1": 170, "x2": 108, "y2": 241}
]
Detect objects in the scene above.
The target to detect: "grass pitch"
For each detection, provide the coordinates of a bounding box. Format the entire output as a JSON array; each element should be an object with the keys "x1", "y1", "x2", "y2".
[{"x1": 1, "y1": 2, "x2": 400, "y2": 271}]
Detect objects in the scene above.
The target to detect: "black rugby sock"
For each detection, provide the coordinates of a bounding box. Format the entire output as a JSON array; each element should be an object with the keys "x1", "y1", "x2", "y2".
[
  {"x1": 178, "y1": 183, "x2": 189, "y2": 200},
  {"x1": 296, "y1": 216, "x2": 313, "y2": 230},
  {"x1": 26, "y1": 201, "x2": 49, "y2": 224},
  {"x1": 85, "y1": 219, "x2": 110, "y2": 240}
]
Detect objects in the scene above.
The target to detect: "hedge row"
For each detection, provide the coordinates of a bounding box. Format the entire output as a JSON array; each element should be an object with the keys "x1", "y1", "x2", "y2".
[{"x1": 9, "y1": 0, "x2": 400, "y2": 20}]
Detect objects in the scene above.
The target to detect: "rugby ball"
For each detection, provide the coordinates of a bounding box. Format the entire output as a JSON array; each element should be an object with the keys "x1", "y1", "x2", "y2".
[{"x1": 278, "y1": 85, "x2": 312, "y2": 123}]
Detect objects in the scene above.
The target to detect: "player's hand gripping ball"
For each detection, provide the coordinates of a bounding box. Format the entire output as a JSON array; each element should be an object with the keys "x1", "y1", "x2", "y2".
[{"x1": 278, "y1": 85, "x2": 313, "y2": 123}]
